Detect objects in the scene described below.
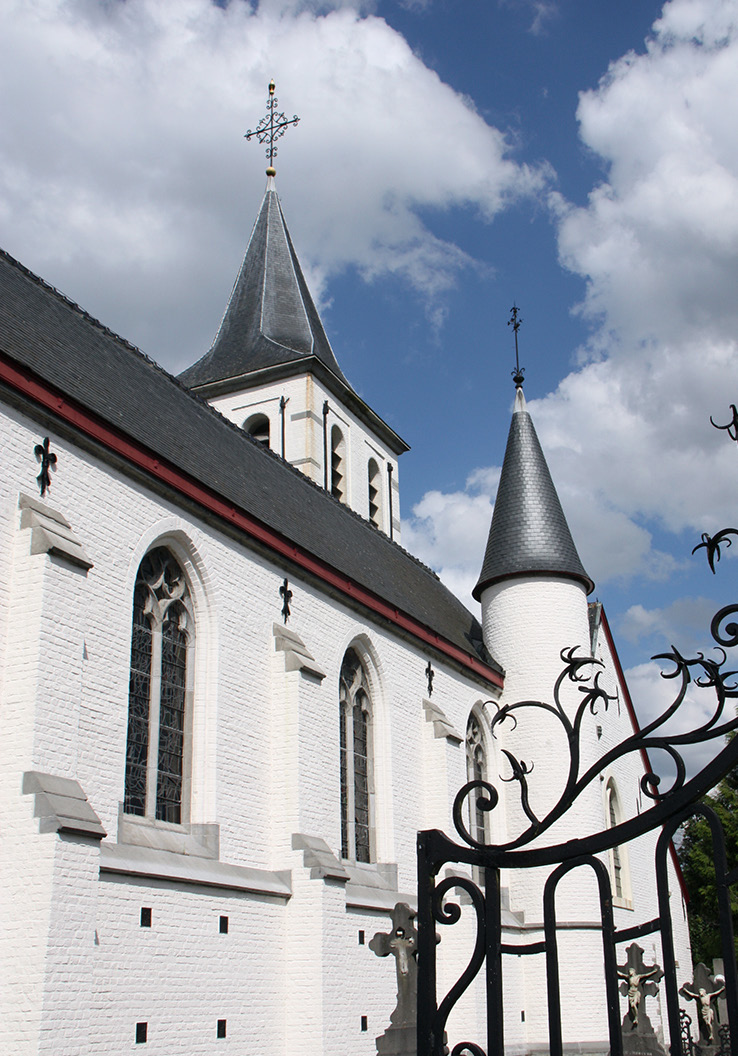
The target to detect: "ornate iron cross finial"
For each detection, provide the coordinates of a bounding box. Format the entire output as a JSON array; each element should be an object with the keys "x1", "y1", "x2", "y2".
[
  {"x1": 245, "y1": 80, "x2": 299, "y2": 176},
  {"x1": 34, "y1": 436, "x2": 57, "y2": 497},
  {"x1": 279, "y1": 578, "x2": 293, "y2": 623},
  {"x1": 425, "y1": 660, "x2": 434, "y2": 697},
  {"x1": 508, "y1": 304, "x2": 525, "y2": 386}
]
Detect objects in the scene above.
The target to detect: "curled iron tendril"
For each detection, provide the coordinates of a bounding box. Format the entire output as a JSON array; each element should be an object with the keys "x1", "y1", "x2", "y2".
[
  {"x1": 692, "y1": 529, "x2": 738, "y2": 574},
  {"x1": 453, "y1": 618, "x2": 738, "y2": 851},
  {"x1": 578, "y1": 670, "x2": 618, "y2": 715},
  {"x1": 453, "y1": 779, "x2": 500, "y2": 849},
  {"x1": 711, "y1": 604, "x2": 738, "y2": 650},
  {"x1": 710, "y1": 404, "x2": 738, "y2": 442},
  {"x1": 451, "y1": 1045, "x2": 487, "y2": 1056},
  {"x1": 432, "y1": 876, "x2": 487, "y2": 1050}
]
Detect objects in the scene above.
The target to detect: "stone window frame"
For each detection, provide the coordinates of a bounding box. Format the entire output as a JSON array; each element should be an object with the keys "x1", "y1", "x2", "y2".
[
  {"x1": 466, "y1": 708, "x2": 491, "y2": 846},
  {"x1": 605, "y1": 777, "x2": 633, "y2": 910},
  {"x1": 124, "y1": 546, "x2": 196, "y2": 827},
  {"x1": 339, "y1": 647, "x2": 376, "y2": 863}
]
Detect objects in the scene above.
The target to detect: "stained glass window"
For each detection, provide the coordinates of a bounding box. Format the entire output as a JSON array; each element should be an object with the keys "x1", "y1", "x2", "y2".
[
  {"x1": 340, "y1": 649, "x2": 373, "y2": 862},
  {"x1": 466, "y1": 713, "x2": 488, "y2": 846},
  {"x1": 124, "y1": 547, "x2": 193, "y2": 824}
]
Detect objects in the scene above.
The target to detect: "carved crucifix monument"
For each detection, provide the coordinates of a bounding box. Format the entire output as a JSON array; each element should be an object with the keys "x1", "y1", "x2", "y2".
[
  {"x1": 369, "y1": 903, "x2": 418, "y2": 1056},
  {"x1": 617, "y1": 944, "x2": 667, "y2": 1056},
  {"x1": 680, "y1": 964, "x2": 726, "y2": 1049}
]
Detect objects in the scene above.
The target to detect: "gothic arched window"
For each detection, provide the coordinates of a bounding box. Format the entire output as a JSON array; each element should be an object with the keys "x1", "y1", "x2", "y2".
[
  {"x1": 606, "y1": 779, "x2": 630, "y2": 904},
  {"x1": 331, "y1": 426, "x2": 345, "y2": 502},
  {"x1": 368, "y1": 458, "x2": 382, "y2": 529},
  {"x1": 124, "y1": 547, "x2": 194, "y2": 825},
  {"x1": 466, "y1": 712, "x2": 489, "y2": 846},
  {"x1": 245, "y1": 412, "x2": 270, "y2": 447},
  {"x1": 340, "y1": 649, "x2": 374, "y2": 862}
]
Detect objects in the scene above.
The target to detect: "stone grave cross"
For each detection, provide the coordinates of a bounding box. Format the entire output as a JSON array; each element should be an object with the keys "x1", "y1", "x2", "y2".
[
  {"x1": 680, "y1": 963, "x2": 726, "y2": 1047},
  {"x1": 617, "y1": 943, "x2": 664, "y2": 1034}
]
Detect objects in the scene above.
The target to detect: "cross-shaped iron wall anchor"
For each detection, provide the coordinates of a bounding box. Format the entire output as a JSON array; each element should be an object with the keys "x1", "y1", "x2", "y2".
[
  {"x1": 34, "y1": 437, "x2": 57, "y2": 497},
  {"x1": 279, "y1": 578, "x2": 293, "y2": 623},
  {"x1": 425, "y1": 660, "x2": 434, "y2": 697}
]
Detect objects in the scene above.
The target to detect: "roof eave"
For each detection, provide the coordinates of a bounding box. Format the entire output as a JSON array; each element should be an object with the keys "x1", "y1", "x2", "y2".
[
  {"x1": 188, "y1": 355, "x2": 410, "y2": 456},
  {"x1": 472, "y1": 567, "x2": 596, "y2": 603}
]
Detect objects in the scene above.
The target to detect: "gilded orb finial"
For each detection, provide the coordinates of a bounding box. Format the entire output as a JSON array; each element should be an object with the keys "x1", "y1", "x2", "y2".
[{"x1": 245, "y1": 81, "x2": 300, "y2": 176}]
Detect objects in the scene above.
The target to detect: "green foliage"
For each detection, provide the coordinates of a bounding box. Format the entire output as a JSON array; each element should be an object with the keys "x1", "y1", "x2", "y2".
[{"x1": 677, "y1": 766, "x2": 738, "y2": 966}]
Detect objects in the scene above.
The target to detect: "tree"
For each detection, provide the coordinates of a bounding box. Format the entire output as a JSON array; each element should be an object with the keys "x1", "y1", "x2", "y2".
[{"x1": 678, "y1": 761, "x2": 738, "y2": 966}]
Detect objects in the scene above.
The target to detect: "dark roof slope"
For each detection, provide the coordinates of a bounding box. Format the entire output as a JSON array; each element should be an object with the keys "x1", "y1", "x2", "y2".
[
  {"x1": 473, "y1": 385, "x2": 594, "y2": 600},
  {"x1": 0, "y1": 247, "x2": 498, "y2": 679},
  {"x1": 178, "y1": 182, "x2": 409, "y2": 456},
  {"x1": 180, "y1": 183, "x2": 348, "y2": 389}
]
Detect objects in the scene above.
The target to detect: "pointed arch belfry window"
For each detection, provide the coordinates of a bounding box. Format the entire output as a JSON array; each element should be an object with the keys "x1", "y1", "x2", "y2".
[
  {"x1": 331, "y1": 426, "x2": 345, "y2": 502},
  {"x1": 340, "y1": 649, "x2": 374, "y2": 862},
  {"x1": 124, "y1": 547, "x2": 194, "y2": 824},
  {"x1": 466, "y1": 712, "x2": 489, "y2": 846},
  {"x1": 368, "y1": 458, "x2": 382, "y2": 529}
]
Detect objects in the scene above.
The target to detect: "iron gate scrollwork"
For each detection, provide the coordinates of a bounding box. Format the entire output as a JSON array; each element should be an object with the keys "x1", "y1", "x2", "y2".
[{"x1": 417, "y1": 408, "x2": 738, "y2": 1056}]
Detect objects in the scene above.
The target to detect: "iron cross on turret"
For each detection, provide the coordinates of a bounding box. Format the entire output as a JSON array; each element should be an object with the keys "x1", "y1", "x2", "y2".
[
  {"x1": 245, "y1": 80, "x2": 300, "y2": 176},
  {"x1": 508, "y1": 303, "x2": 525, "y2": 387}
]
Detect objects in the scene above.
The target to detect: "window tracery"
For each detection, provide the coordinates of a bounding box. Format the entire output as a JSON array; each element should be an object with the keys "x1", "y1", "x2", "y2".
[
  {"x1": 340, "y1": 648, "x2": 373, "y2": 862},
  {"x1": 124, "y1": 547, "x2": 193, "y2": 824},
  {"x1": 466, "y1": 712, "x2": 489, "y2": 846}
]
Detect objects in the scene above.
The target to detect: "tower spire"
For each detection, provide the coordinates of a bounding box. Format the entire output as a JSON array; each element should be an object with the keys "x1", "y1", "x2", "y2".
[
  {"x1": 508, "y1": 303, "x2": 525, "y2": 387},
  {"x1": 245, "y1": 80, "x2": 300, "y2": 177}
]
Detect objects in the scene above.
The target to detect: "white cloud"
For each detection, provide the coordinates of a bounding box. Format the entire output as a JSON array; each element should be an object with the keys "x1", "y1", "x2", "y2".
[
  {"x1": 406, "y1": 0, "x2": 738, "y2": 599},
  {"x1": 0, "y1": 0, "x2": 544, "y2": 371},
  {"x1": 401, "y1": 483, "x2": 494, "y2": 606},
  {"x1": 625, "y1": 659, "x2": 731, "y2": 779},
  {"x1": 618, "y1": 595, "x2": 720, "y2": 648}
]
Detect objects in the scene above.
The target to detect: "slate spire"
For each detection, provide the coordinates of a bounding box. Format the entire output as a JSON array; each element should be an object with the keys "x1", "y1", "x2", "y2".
[
  {"x1": 179, "y1": 178, "x2": 349, "y2": 392},
  {"x1": 473, "y1": 382, "x2": 594, "y2": 600}
]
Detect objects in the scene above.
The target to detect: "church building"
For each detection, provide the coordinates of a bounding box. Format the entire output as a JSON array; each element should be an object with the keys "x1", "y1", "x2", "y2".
[{"x1": 0, "y1": 160, "x2": 690, "y2": 1054}]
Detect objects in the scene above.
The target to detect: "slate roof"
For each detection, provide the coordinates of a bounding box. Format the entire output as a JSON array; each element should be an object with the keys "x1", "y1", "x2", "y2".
[
  {"x1": 0, "y1": 247, "x2": 499, "y2": 680},
  {"x1": 178, "y1": 181, "x2": 408, "y2": 455},
  {"x1": 473, "y1": 385, "x2": 594, "y2": 600}
]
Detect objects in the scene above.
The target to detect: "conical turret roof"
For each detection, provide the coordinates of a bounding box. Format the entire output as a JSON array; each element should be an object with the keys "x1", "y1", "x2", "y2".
[
  {"x1": 473, "y1": 385, "x2": 594, "y2": 600},
  {"x1": 179, "y1": 179, "x2": 349, "y2": 391}
]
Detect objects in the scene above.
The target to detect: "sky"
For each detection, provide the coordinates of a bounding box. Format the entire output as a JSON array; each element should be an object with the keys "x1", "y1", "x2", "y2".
[{"x1": 2, "y1": 0, "x2": 738, "y2": 767}]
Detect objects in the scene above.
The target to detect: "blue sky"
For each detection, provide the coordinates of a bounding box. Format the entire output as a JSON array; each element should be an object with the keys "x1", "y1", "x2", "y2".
[{"x1": 2, "y1": 0, "x2": 738, "y2": 745}]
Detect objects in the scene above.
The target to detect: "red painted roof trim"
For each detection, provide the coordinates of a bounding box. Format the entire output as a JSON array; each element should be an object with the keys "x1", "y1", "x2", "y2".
[
  {"x1": 598, "y1": 607, "x2": 688, "y2": 901},
  {"x1": 0, "y1": 351, "x2": 503, "y2": 689}
]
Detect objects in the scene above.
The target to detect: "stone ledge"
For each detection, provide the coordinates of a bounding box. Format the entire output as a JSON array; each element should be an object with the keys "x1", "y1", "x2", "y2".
[
  {"x1": 19, "y1": 493, "x2": 93, "y2": 570},
  {"x1": 100, "y1": 843, "x2": 292, "y2": 898},
  {"x1": 292, "y1": 833, "x2": 349, "y2": 881},
  {"x1": 422, "y1": 698, "x2": 462, "y2": 744},
  {"x1": 23, "y1": 771, "x2": 106, "y2": 839},
  {"x1": 274, "y1": 623, "x2": 326, "y2": 681},
  {"x1": 346, "y1": 883, "x2": 416, "y2": 913}
]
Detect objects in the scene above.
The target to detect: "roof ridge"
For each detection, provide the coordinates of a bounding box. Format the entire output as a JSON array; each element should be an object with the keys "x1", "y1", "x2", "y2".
[
  {"x1": 0, "y1": 247, "x2": 203, "y2": 399},
  {"x1": 0, "y1": 247, "x2": 436, "y2": 584}
]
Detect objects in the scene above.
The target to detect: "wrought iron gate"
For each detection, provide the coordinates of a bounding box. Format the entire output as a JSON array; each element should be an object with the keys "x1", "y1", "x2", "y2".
[{"x1": 417, "y1": 408, "x2": 738, "y2": 1056}]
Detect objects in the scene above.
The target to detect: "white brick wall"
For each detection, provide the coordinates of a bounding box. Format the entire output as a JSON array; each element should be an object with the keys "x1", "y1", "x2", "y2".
[
  {"x1": 210, "y1": 373, "x2": 402, "y2": 541},
  {"x1": 0, "y1": 400, "x2": 693, "y2": 1056}
]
